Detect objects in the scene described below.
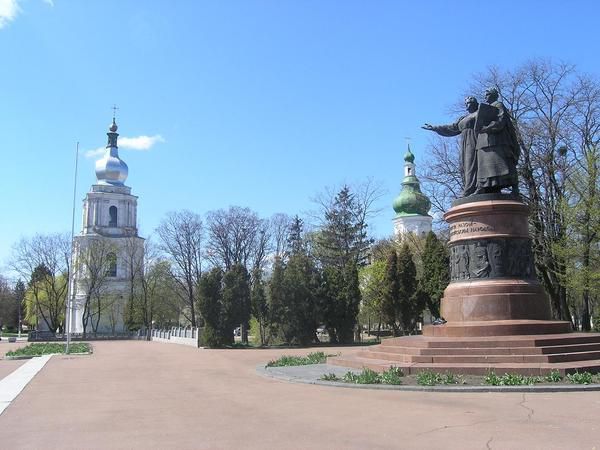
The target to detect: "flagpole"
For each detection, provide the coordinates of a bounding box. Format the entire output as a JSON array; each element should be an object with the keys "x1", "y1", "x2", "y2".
[{"x1": 66, "y1": 142, "x2": 79, "y2": 354}]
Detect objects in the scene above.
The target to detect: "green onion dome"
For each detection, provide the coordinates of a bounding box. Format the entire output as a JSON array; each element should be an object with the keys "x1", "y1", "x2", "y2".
[{"x1": 392, "y1": 146, "x2": 431, "y2": 217}]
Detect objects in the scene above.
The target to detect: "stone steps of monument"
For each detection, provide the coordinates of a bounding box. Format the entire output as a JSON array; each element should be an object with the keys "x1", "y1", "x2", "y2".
[
  {"x1": 379, "y1": 333, "x2": 600, "y2": 349},
  {"x1": 374, "y1": 341, "x2": 600, "y2": 356},
  {"x1": 423, "y1": 320, "x2": 573, "y2": 337},
  {"x1": 327, "y1": 354, "x2": 600, "y2": 376}
]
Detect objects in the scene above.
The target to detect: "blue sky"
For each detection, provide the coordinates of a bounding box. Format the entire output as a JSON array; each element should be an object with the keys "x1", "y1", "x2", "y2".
[{"x1": 1, "y1": 0, "x2": 599, "y2": 275}]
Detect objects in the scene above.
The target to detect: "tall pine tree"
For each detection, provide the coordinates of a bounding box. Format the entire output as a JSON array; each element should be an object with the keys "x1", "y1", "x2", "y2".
[
  {"x1": 420, "y1": 232, "x2": 449, "y2": 319},
  {"x1": 221, "y1": 264, "x2": 251, "y2": 344},
  {"x1": 198, "y1": 268, "x2": 224, "y2": 347}
]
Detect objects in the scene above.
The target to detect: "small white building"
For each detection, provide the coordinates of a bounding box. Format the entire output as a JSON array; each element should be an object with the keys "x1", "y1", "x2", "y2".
[
  {"x1": 69, "y1": 118, "x2": 144, "y2": 334},
  {"x1": 392, "y1": 146, "x2": 432, "y2": 238}
]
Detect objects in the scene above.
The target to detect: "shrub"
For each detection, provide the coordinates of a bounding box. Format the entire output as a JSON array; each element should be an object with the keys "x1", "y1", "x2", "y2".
[
  {"x1": 545, "y1": 370, "x2": 563, "y2": 383},
  {"x1": 380, "y1": 366, "x2": 404, "y2": 385},
  {"x1": 566, "y1": 372, "x2": 594, "y2": 384},
  {"x1": 484, "y1": 372, "x2": 542, "y2": 386},
  {"x1": 416, "y1": 370, "x2": 460, "y2": 386},
  {"x1": 343, "y1": 368, "x2": 381, "y2": 384},
  {"x1": 320, "y1": 373, "x2": 340, "y2": 381},
  {"x1": 266, "y1": 351, "x2": 329, "y2": 367}
]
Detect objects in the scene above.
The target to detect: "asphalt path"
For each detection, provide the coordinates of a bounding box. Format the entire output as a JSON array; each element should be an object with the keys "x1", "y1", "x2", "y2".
[{"x1": 0, "y1": 341, "x2": 599, "y2": 449}]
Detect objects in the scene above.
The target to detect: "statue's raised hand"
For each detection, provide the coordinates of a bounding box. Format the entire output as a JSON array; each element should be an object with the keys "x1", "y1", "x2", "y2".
[{"x1": 422, "y1": 123, "x2": 434, "y2": 131}]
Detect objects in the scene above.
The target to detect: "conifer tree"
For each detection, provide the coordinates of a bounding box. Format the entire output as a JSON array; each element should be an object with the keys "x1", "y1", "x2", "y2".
[
  {"x1": 198, "y1": 268, "x2": 223, "y2": 347},
  {"x1": 420, "y1": 231, "x2": 449, "y2": 319},
  {"x1": 381, "y1": 250, "x2": 400, "y2": 335},
  {"x1": 282, "y1": 253, "x2": 319, "y2": 345},
  {"x1": 397, "y1": 242, "x2": 421, "y2": 334},
  {"x1": 221, "y1": 264, "x2": 251, "y2": 344},
  {"x1": 268, "y1": 257, "x2": 286, "y2": 342},
  {"x1": 251, "y1": 268, "x2": 269, "y2": 345}
]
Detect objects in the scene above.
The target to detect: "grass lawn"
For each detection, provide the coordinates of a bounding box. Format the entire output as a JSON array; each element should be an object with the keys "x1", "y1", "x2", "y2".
[{"x1": 6, "y1": 343, "x2": 91, "y2": 358}]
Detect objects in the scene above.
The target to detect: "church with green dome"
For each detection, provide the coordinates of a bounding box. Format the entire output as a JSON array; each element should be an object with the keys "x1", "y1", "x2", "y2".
[{"x1": 392, "y1": 145, "x2": 432, "y2": 238}]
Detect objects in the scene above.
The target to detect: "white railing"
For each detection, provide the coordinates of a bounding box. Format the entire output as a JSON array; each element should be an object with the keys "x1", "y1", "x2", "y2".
[{"x1": 146, "y1": 326, "x2": 201, "y2": 348}]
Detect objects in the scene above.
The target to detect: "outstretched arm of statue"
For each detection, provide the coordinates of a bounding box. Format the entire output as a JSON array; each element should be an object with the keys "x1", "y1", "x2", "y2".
[{"x1": 422, "y1": 121, "x2": 461, "y2": 137}]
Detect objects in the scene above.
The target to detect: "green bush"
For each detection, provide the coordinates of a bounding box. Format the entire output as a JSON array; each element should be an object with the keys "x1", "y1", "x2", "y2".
[
  {"x1": 320, "y1": 373, "x2": 340, "y2": 381},
  {"x1": 566, "y1": 372, "x2": 594, "y2": 384},
  {"x1": 379, "y1": 366, "x2": 404, "y2": 385},
  {"x1": 343, "y1": 368, "x2": 381, "y2": 384},
  {"x1": 545, "y1": 370, "x2": 563, "y2": 383},
  {"x1": 416, "y1": 370, "x2": 461, "y2": 386},
  {"x1": 266, "y1": 351, "x2": 329, "y2": 367},
  {"x1": 6, "y1": 343, "x2": 90, "y2": 357},
  {"x1": 484, "y1": 372, "x2": 542, "y2": 386}
]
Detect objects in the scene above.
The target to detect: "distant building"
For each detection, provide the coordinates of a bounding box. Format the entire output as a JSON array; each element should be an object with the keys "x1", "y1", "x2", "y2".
[
  {"x1": 69, "y1": 118, "x2": 144, "y2": 334},
  {"x1": 392, "y1": 146, "x2": 432, "y2": 238}
]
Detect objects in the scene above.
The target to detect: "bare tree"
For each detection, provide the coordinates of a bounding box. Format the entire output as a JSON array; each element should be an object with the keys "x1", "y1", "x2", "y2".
[
  {"x1": 205, "y1": 206, "x2": 271, "y2": 272},
  {"x1": 72, "y1": 237, "x2": 118, "y2": 336},
  {"x1": 10, "y1": 233, "x2": 70, "y2": 332},
  {"x1": 156, "y1": 211, "x2": 203, "y2": 327},
  {"x1": 122, "y1": 235, "x2": 145, "y2": 329},
  {"x1": 422, "y1": 59, "x2": 600, "y2": 323},
  {"x1": 269, "y1": 213, "x2": 293, "y2": 261}
]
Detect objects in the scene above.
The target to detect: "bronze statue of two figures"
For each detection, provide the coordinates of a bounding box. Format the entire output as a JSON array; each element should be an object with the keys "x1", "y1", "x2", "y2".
[{"x1": 423, "y1": 88, "x2": 520, "y2": 197}]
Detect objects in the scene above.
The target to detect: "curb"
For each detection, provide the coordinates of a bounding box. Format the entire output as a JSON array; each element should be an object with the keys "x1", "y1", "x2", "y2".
[{"x1": 257, "y1": 364, "x2": 600, "y2": 393}]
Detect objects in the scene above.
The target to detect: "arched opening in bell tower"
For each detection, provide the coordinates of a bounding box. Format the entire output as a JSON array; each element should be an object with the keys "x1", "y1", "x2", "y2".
[{"x1": 109, "y1": 206, "x2": 118, "y2": 227}]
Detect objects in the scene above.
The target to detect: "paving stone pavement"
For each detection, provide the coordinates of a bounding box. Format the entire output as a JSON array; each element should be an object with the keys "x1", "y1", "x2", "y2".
[{"x1": 0, "y1": 341, "x2": 599, "y2": 449}]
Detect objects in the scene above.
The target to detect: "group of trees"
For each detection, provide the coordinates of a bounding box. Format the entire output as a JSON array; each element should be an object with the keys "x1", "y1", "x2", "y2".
[
  {"x1": 3, "y1": 59, "x2": 597, "y2": 340},
  {"x1": 422, "y1": 59, "x2": 600, "y2": 330},
  {"x1": 359, "y1": 233, "x2": 449, "y2": 337}
]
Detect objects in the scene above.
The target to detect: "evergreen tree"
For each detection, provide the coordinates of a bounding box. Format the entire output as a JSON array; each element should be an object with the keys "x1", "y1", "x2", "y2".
[
  {"x1": 318, "y1": 262, "x2": 361, "y2": 344},
  {"x1": 282, "y1": 253, "x2": 319, "y2": 345},
  {"x1": 268, "y1": 257, "x2": 286, "y2": 342},
  {"x1": 314, "y1": 186, "x2": 371, "y2": 343},
  {"x1": 287, "y1": 215, "x2": 306, "y2": 256},
  {"x1": 251, "y1": 268, "x2": 269, "y2": 346},
  {"x1": 397, "y1": 242, "x2": 421, "y2": 334},
  {"x1": 198, "y1": 268, "x2": 224, "y2": 347},
  {"x1": 221, "y1": 264, "x2": 251, "y2": 344},
  {"x1": 381, "y1": 250, "x2": 401, "y2": 336},
  {"x1": 420, "y1": 232, "x2": 449, "y2": 319},
  {"x1": 315, "y1": 186, "x2": 372, "y2": 268}
]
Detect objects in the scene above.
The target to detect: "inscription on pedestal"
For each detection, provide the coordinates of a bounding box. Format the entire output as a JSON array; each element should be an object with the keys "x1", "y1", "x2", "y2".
[
  {"x1": 449, "y1": 221, "x2": 494, "y2": 238},
  {"x1": 449, "y1": 238, "x2": 536, "y2": 282}
]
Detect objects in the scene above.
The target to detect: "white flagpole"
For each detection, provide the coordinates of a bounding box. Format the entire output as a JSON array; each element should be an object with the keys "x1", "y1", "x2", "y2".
[{"x1": 66, "y1": 142, "x2": 79, "y2": 353}]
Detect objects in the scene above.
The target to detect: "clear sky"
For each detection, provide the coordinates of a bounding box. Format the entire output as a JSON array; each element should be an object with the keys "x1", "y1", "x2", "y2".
[{"x1": 1, "y1": 0, "x2": 599, "y2": 276}]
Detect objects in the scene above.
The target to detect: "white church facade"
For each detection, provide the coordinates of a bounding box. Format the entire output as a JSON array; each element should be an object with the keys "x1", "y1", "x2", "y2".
[{"x1": 69, "y1": 118, "x2": 144, "y2": 334}]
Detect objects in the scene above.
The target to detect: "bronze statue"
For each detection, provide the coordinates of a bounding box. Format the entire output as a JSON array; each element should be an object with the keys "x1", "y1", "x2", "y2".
[
  {"x1": 423, "y1": 88, "x2": 520, "y2": 197},
  {"x1": 423, "y1": 96, "x2": 479, "y2": 196}
]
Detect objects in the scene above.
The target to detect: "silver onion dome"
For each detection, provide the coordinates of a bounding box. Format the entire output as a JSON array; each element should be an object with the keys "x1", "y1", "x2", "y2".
[{"x1": 95, "y1": 118, "x2": 128, "y2": 185}]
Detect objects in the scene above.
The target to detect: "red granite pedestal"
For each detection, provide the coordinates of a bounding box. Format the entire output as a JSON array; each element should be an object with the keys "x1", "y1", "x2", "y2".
[{"x1": 329, "y1": 194, "x2": 600, "y2": 375}]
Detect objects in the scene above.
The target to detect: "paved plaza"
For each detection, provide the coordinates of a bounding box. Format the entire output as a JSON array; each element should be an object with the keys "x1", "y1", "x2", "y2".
[{"x1": 1, "y1": 340, "x2": 599, "y2": 449}]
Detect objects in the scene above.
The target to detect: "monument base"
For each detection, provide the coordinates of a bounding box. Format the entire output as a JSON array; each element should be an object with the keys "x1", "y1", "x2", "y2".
[
  {"x1": 327, "y1": 332, "x2": 600, "y2": 376},
  {"x1": 329, "y1": 195, "x2": 600, "y2": 375}
]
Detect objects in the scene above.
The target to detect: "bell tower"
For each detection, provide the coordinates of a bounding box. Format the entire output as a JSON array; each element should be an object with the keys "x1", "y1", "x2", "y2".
[{"x1": 70, "y1": 117, "x2": 144, "y2": 334}]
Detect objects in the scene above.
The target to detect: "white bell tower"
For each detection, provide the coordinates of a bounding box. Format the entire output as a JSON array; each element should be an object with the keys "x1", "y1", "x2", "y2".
[{"x1": 70, "y1": 117, "x2": 144, "y2": 334}]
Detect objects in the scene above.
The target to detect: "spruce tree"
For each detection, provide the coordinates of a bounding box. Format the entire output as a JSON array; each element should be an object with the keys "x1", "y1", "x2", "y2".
[
  {"x1": 198, "y1": 268, "x2": 223, "y2": 347},
  {"x1": 251, "y1": 268, "x2": 269, "y2": 345},
  {"x1": 282, "y1": 253, "x2": 319, "y2": 345},
  {"x1": 397, "y1": 242, "x2": 419, "y2": 334},
  {"x1": 420, "y1": 232, "x2": 449, "y2": 319},
  {"x1": 268, "y1": 257, "x2": 286, "y2": 342},
  {"x1": 381, "y1": 250, "x2": 400, "y2": 336},
  {"x1": 314, "y1": 186, "x2": 372, "y2": 343},
  {"x1": 287, "y1": 215, "x2": 306, "y2": 256},
  {"x1": 221, "y1": 264, "x2": 251, "y2": 345}
]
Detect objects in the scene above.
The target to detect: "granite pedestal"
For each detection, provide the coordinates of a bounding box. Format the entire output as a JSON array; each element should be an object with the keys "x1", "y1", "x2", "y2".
[{"x1": 330, "y1": 194, "x2": 600, "y2": 375}]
